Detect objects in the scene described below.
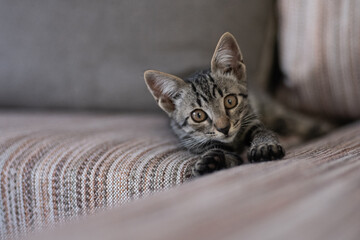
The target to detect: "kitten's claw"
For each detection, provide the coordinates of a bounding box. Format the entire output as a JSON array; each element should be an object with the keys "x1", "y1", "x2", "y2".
[
  {"x1": 192, "y1": 150, "x2": 226, "y2": 177},
  {"x1": 248, "y1": 144, "x2": 285, "y2": 163}
]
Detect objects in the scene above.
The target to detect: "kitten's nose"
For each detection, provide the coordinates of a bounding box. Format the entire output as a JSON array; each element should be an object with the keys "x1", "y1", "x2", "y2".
[
  {"x1": 215, "y1": 118, "x2": 230, "y2": 135},
  {"x1": 216, "y1": 125, "x2": 230, "y2": 135}
]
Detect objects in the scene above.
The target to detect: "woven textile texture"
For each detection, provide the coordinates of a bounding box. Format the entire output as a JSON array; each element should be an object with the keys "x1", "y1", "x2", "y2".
[
  {"x1": 0, "y1": 112, "x2": 198, "y2": 238},
  {"x1": 34, "y1": 121, "x2": 360, "y2": 240},
  {"x1": 277, "y1": 0, "x2": 360, "y2": 120}
]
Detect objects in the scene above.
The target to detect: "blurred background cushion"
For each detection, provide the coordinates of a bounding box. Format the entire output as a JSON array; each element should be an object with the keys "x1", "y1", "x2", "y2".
[
  {"x1": 0, "y1": 0, "x2": 274, "y2": 112},
  {"x1": 276, "y1": 0, "x2": 360, "y2": 121}
]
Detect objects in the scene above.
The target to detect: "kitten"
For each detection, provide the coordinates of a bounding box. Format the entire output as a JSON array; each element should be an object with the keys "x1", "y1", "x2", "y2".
[{"x1": 144, "y1": 32, "x2": 330, "y2": 177}]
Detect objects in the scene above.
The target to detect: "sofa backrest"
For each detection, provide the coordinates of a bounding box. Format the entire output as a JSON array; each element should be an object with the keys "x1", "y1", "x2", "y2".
[
  {"x1": 0, "y1": 0, "x2": 274, "y2": 112},
  {"x1": 276, "y1": 0, "x2": 360, "y2": 121}
]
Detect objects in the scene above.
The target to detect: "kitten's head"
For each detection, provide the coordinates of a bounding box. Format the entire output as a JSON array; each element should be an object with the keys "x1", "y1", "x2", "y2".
[{"x1": 144, "y1": 32, "x2": 249, "y2": 144}]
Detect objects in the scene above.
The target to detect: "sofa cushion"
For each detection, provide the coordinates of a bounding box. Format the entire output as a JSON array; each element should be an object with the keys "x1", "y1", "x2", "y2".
[
  {"x1": 2, "y1": 112, "x2": 360, "y2": 239},
  {"x1": 31, "y1": 120, "x2": 360, "y2": 240},
  {"x1": 0, "y1": 0, "x2": 274, "y2": 111},
  {"x1": 276, "y1": 0, "x2": 360, "y2": 120},
  {"x1": 0, "y1": 112, "x2": 198, "y2": 238}
]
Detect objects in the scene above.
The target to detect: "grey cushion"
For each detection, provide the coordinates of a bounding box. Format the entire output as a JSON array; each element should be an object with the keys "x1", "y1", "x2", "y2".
[{"x1": 0, "y1": 0, "x2": 274, "y2": 111}]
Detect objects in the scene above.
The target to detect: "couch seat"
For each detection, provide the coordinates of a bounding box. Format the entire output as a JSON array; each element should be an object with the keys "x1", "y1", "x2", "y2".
[{"x1": 1, "y1": 111, "x2": 359, "y2": 239}]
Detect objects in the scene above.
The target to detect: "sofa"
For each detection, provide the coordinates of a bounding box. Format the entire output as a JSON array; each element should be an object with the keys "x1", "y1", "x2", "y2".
[{"x1": 1, "y1": 1, "x2": 359, "y2": 239}]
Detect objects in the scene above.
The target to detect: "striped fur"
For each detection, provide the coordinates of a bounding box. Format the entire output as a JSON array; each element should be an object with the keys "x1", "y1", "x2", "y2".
[{"x1": 145, "y1": 33, "x2": 285, "y2": 176}]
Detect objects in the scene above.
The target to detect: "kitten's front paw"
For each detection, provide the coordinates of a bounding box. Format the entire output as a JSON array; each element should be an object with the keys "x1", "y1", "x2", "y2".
[
  {"x1": 248, "y1": 144, "x2": 285, "y2": 163},
  {"x1": 192, "y1": 150, "x2": 226, "y2": 177}
]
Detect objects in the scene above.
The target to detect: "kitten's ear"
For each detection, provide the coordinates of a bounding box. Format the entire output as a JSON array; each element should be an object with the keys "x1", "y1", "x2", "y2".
[
  {"x1": 144, "y1": 70, "x2": 186, "y2": 115},
  {"x1": 211, "y1": 32, "x2": 245, "y2": 80}
]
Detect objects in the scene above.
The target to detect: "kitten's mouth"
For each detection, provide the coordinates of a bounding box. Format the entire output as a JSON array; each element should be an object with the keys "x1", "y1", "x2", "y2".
[
  {"x1": 218, "y1": 131, "x2": 236, "y2": 143},
  {"x1": 217, "y1": 123, "x2": 241, "y2": 142},
  {"x1": 208, "y1": 123, "x2": 240, "y2": 143}
]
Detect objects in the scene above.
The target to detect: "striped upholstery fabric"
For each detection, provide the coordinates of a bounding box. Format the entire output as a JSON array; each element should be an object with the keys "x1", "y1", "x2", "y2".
[
  {"x1": 277, "y1": 0, "x2": 360, "y2": 120},
  {"x1": 0, "y1": 112, "x2": 198, "y2": 238},
  {"x1": 34, "y1": 121, "x2": 360, "y2": 240}
]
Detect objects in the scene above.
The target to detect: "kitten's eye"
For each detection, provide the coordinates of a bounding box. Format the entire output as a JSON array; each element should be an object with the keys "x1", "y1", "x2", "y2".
[
  {"x1": 191, "y1": 109, "x2": 208, "y2": 123},
  {"x1": 224, "y1": 94, "x2": 238, "y2": 109}
]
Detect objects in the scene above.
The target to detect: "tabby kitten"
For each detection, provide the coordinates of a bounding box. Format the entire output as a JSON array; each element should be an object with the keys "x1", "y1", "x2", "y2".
[{"x1": 144, "y1": 32, "x2": 320, "y2": 176}]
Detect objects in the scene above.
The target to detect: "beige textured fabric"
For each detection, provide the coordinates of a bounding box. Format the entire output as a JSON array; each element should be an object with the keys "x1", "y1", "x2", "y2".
[
  {"x1": 2, "y1": 112, "x2": 360, "y2": 239},
  {"x1": 277, "y1": 0, "x2": 360, "y2": 120},
  {"x1": 0, "y1": 112, "x2": 198, "y2": 238},
  {"x1": 33, "y1": 120, "x2": 360, "y2": 240}
]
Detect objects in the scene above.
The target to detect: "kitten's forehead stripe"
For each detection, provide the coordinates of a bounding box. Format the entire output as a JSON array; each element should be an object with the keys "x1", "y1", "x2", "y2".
[
  {"x1": 191, "y1": 83, "x2": 197, "y2": 93},
  {"x1": 188, "y1": 71, "x2": 217, "y2": 105},
  {"x1": 196, "y1": 77, "x2": 212, "y2": 98},
  {"x1": 212, "y1": 84, "x2": 218, "y2": 98},
  {"x1": 208, "y1": 74, "x2": 215, "y2": 83},
  {"x1": 217, "y1": 88, "x2": 223, "y2": 97},
  {"x1": 199, "y1": 94, "x2": 209, "y2": 103},
  {"x1": 196, "y1": 98, "x2": 202, "y2": 107}
]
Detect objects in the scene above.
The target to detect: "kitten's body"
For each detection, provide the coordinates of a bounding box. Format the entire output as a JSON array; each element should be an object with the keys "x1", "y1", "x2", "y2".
[{"x1": 145, "y1": 33, "x2": 331, "y2": 176}]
